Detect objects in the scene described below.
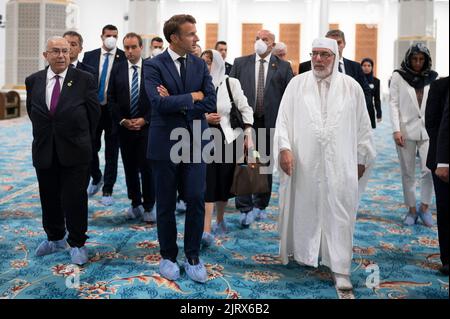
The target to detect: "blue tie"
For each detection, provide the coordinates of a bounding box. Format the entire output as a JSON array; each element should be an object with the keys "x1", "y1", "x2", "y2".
[
  {"x1": 98, "y1": 53, "x2": 110, "y2": 103},
  {"x1": 130, "y1": 65, "x2": 139, "y2": 118}
]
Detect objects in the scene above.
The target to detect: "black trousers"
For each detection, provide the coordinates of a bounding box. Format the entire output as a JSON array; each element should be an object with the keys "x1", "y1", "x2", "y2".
[
  {"x1": 35, "y1": 152, "x2": 90, "y2": 248},
  {"x1": 235, "y1": 116, "x2": 273, "y2": 212},
  {"x1": 432, "y1": 172, "x2": 449, "y2": 266},
  {"x1": 119, "y1": 128, "x2": 155, "y2": 211},
  {"x1": 152, "y1": 160, "x2": 206, "y2": 262},
  {"x1": 90, "y1": 104, "x2": 119, "y2": 194}
]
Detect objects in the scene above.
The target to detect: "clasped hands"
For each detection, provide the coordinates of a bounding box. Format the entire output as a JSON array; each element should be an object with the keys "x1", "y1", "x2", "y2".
[{"x1": 122, "y1": 118, "x2": 146, "y2": 131}]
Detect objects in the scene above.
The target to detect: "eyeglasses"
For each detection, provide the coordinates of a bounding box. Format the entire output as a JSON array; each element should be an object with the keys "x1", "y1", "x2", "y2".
[
  {"x1": 47, "y1": 48, "x2": 70, "y2": 56},
  {"x1": 310, "y1": 51, "x2": 335, "y2": 59}
]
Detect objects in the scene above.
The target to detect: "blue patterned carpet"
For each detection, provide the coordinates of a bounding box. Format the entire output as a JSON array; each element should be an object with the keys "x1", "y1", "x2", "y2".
[{"x1": 0, "y1": 106, "x2": 448, "y2": 299}]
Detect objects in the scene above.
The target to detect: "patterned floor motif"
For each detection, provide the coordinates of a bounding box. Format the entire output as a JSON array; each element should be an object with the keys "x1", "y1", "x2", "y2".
[{"x1": 0, "y1": 108, "x2": 448, "y2": 299}]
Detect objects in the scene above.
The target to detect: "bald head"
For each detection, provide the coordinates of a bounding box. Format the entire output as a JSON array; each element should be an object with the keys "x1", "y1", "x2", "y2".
[{"x1": 256, "y1": 29, "x2": 275, "y2": 58}]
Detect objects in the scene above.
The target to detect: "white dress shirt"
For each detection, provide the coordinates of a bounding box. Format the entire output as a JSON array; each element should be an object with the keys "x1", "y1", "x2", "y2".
[
  {"x1": 46, "y1": 67, "x2": 68, "y2": 110},
  {"x1": 339, "y1": 57, "x2": 346, "y2": 74},
  {"x1": 255, "y1": 53, "x2": 272, "y2": 93},
  {"x1": 128, "y1": 59, "x2": 142, "y2": 93},
  {"x1": 99, "y1": 47, "x2": 117, "y2": 104}
]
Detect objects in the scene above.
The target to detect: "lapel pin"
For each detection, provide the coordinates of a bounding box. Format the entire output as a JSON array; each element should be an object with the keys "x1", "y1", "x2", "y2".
[{"x1": 67, "y1": 80, "x2": 73, "y2": 87}]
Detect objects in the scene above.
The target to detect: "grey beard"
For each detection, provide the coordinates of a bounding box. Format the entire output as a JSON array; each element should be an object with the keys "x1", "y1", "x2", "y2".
[{"x1": 313, "y1": 66, "x2": 333, "y2": 79}]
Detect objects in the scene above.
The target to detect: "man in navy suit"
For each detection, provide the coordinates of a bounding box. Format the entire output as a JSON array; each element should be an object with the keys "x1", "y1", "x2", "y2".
[
  {"x1": 230, "y1": 29, "x2": 293, "y2": 227},
  {"x1": 298, "y1": 30, "x2": 373, "y2": 115},
  {"x1": 63, "y1": 31, "x2": 97, "y2": 77},
  {"x1": 144, "y1": 14, "x2": 216, "y2": 283},
  {"x1": 26, "y1": 37, "x2": 100, "y2": 265},
  {"x1": 108, "y1": 33, "x2": 156, "y2": 224},
  {"x1": 83, "y1": 25, "x2": 126, "y2": 206},
  {"x1": 426, "y1": 77, "x2": 449, "y2": 276}
]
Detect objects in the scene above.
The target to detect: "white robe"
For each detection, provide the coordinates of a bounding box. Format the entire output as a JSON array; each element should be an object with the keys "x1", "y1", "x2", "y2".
[{"x1": 274, "y1": 70, "x2": 376, "y2": 275}]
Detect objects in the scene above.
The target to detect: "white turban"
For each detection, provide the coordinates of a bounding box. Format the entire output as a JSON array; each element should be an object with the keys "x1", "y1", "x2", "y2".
[{"x1": 312, "y1": 37, "x2": 338, "y2": 56}]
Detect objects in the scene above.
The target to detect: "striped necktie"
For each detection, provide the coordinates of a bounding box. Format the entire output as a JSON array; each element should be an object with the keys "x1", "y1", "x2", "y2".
[{"x1": 130, "y1": 65, "x2": 140, "y2": 118}]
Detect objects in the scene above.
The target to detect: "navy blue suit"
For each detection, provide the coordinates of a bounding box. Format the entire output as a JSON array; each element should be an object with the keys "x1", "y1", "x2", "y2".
[
  {"x1": 108, "y1": 59, "x2": 155, "y2": 212},
  {"x1": 143, "y1": 50, "x2": 216, "y2": 262},
  {"x1": 82, "y1": 48, "x2": 126, "y2": 194}
]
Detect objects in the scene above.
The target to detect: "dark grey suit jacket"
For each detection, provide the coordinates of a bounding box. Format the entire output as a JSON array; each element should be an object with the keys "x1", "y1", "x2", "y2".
[{"x1": 230, "y1": 54, "x2": 293, "y2": 129}]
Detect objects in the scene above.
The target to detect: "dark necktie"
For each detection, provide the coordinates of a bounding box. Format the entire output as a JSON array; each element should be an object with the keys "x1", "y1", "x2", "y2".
[
  {"x1": 98, "y1": 53, "x2": 110, "y2": 103},
  {"x1": 338, "y1": 61, "x2": 343, "y2": 73},
  {"x1": 177, "y1": 57, "x2": 186, "y2": 88},
  {"x1": 49, "y1": 75, "x2": 61, "y2": 116},
  {"x1": 255, "y1": 59, "x2": 266, "y2": 116},
  {"x1": 130, "y1": 65, "x2": 140, "y2": 118}
]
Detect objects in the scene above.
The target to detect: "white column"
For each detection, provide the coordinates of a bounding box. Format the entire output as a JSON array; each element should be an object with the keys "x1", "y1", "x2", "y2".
[
  {"x1": 218, "y1": 0, "x2": 238, "y2": 62},
  {"x1": 128, "y1": 0, "x2": 162, "y2": 58},
  {"x1": 395, "y1": 0, "x2": 435, "y2": 68},
  {"x1": 318, "y1": 0, "x2": 330, "y2": 38}
]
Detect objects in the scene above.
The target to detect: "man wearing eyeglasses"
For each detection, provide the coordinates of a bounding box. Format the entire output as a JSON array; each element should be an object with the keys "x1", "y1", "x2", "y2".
[
  {"x1": 25, "y1": 36, "x2": 101, "y2": 266},
  {"x1": 275, "y1": 38, "x2": 375, "y2": 291}
]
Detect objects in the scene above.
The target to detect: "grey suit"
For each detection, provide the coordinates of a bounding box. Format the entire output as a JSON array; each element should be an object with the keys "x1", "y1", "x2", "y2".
[{"x1": 230, "y1": 53, "x2": 293, "y2": 212}]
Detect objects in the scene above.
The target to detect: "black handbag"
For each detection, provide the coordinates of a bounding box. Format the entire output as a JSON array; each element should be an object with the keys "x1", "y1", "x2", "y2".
[
  {"x1": 230, "y1": 158, "x2": 270, "y2": 196},
  {"x1": 225, "y1": 78, "x2": 245, "y2": 130}
]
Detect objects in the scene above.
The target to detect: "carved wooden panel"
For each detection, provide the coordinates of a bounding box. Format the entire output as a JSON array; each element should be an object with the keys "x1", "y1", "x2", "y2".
[
  {"x1": 355, "y1": 24, "x2": 378, "y2": 76},
  {"x1": 279, "y1": 24, "x2": 300, "y2": 75},
  {"x1": 242, "y1": 23, "x2": 263, "y2": 56},
  {"x1": 205, "y1": 23, "x2": 218, "y2": 50}
]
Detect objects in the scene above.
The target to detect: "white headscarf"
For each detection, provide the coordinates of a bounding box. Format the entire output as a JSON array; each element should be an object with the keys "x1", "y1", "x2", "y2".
[
  {"x1": 209, "y1": 49, "x2": 227, "y2": 89},
  {"x1": 311, "y1": 37, "x2": 339, "y2": 81}
]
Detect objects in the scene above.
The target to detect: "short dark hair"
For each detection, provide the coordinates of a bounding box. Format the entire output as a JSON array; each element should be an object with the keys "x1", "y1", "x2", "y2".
[
  {"x1": 63, "y1": 30, "x2": 83, "y2": 47},
  {"x1": 102, "y1": 24, "x2": 118, "y2": 35},
  {"x1": 215, "y1": 41, "x2": 227, "y2": 50},
  {"x1": 326, "y1": 29, "x2": 346, "y2": 43},
  {"x1": 151, "y1": 37, "x2": 164, "y2": 44},
  {"x1": 123, "y1": 32, "x2": 143, "y2": 47},
  {"x1": 163, "y1": 14, "x2": 196, "y2": 43}
]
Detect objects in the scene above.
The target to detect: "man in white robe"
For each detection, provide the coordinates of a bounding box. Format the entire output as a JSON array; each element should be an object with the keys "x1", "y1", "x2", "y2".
[{"x1": 274, "y1": 38, "x2": 376, "y2": 290}]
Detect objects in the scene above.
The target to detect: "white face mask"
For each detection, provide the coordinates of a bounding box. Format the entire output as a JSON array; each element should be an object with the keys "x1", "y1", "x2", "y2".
[
  {"x1": 255, "y1": 39, "x2": 268, "y2": 56},
  {"x1": 103, "y1": 36, "x2": 117, "y2": 50},
  {"x1": 152, "y1": 48, "x2": 163, "y2": 57}
]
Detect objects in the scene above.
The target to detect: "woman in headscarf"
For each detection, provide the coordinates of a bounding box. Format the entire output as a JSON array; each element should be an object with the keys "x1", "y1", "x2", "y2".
[
  {"x1": 361, "y1": 58, "x2": 382, "y2": 128},
  {"x1": 200, "y1": 50, "x2": 254, "y2": 247},
  {"x1": 389, "y1": 43, "x2": 438, "y2": 227}
]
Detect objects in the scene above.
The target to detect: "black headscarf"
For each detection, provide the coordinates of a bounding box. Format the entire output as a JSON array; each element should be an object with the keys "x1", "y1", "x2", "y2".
[
  {"x1": 394, "y1": 43, "x2": 438, "y2": 89},
  {"x1": 361, "y1": 58, "x2": 375, "y2": 84}
]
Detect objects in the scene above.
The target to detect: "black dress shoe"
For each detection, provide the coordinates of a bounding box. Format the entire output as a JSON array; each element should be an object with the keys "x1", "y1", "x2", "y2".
[{"x1": 439, "y1": 264, "x2": 449, "y2": 276}]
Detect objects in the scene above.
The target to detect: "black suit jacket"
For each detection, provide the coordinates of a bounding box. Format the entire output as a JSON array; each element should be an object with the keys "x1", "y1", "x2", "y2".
[
  {"x1": 426, "y1": 77, "x2": 449, "y2": 170},
  {"x1": 82, "y1": 48, "x2": 126, "y2": 83},
  {"x1": 299, "y1": 57, "x2": 374, "y2": 119},
  {"x1": 437, "y1": 97, "x2": 449, "y2": 165},
  {"x1": 75, "y1": 61, "x2": 97, "y2": 78},
  {"x1": 225, "y1": 62, "x2": 233, "y2": 76},
  {"x1": 230, "y1": 54, "x2": 293, "y2": 129},
  {"x1": 108, "y1": 59, "x2": 151, "y2": 134},
  {"x1": 25, "y1": 67, "x2": 101, "y2": 169}
]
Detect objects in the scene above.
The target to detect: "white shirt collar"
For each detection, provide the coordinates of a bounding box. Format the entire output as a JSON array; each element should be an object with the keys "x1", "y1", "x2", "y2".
[
  {"x1": 101, "y1": 47, "x2": 117, "y2": 57},
  {"x1": 128, "y1": 59, "x2": 143, "y2": 70},
  {"x1": 47, "y1": 66, "x2": 68, "y2": 81},
  {"x1": 168, "y1": 47, "x2": 187, "y2": 63},
  {"x1": 71, "y1": 59, "x2": 79, "y2": 68},
  {"x1": 256, "y1": 53, "x2": 272, "y2": 63}
]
